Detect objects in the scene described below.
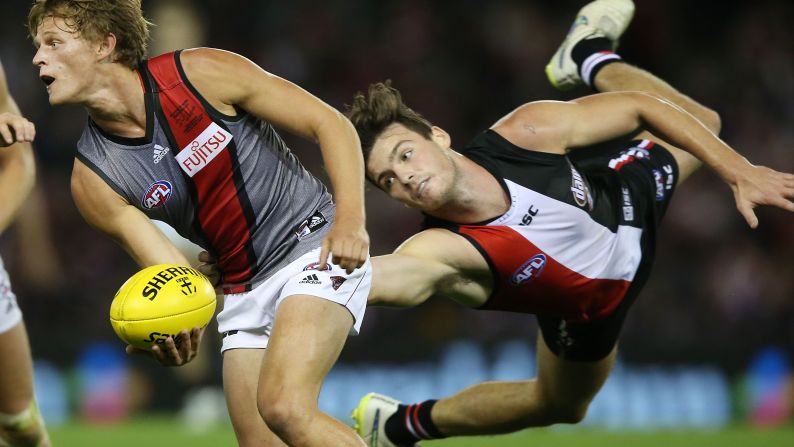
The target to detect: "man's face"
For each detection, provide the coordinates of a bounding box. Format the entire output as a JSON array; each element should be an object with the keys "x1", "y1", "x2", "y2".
[
  {"x1": 366, "y1": 123, "x2": 459, "y2": 212},
  {"x1": 32, "y1": 16, "x2": 99, "y2": 105}
]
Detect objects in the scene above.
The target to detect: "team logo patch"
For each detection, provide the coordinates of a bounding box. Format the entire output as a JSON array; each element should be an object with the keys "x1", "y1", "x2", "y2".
[
  {"x1": 511, "y1": 254, "x2": 547, "y2": 285},
  {"x1": 330, "y1": 276, "x2": 347, "y2": 291},
  {"x1": 141, "y1": 180, "x2": 173, "y2": 209},
  {"x1": 175, "y1": 122, "x2": 233, "y2": 177},
  {"x1": 295, "y1": 210, "x2": 328, "y2": 240},
  {"x1": 303, "y1": 262, "x2": 332, "y2": 272}
]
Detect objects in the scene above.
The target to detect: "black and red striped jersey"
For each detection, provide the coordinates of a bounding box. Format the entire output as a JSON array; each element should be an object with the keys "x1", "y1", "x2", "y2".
[
  {"x1": 76, "y1": 51, "x2": 335, "y2": 293},
  {"x1": 424, "y1": 130, "x2": 676, "y2": 323}
]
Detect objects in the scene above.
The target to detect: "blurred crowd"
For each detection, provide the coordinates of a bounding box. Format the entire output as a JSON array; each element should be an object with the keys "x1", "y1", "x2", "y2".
[{"x1": 0, "y1": 0, "x2": 791, "y2": 409}]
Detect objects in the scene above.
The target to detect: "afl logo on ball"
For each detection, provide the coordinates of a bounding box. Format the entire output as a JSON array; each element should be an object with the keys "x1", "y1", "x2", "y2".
[{"x1": 142, "y1": 180, "x2": 173, "y2": 209}]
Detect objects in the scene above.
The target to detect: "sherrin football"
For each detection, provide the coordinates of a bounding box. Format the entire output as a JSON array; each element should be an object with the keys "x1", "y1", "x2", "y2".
[{"x1": 110, "y1": 264, "x2": 216, "y2": 350}]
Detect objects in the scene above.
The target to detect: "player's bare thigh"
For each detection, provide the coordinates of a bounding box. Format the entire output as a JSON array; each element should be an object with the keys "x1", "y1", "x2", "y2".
[
  {"x1": 636, "y1": 130, "x2": 702, "y2": 186},
  {"x1": 223, "y1": 348, "x2": 287, "y2": 446},
  {"x1": 535, "y1": 333, "x2": 617, "y2": 411}
]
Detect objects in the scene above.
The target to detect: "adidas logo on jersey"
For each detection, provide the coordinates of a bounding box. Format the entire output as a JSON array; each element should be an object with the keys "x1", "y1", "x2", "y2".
[
  {"x1": 299, "y1": 274, "x2": 322, "y2": 285},
  {"x1": 153, "y1": 144, "x2": 170, "y2": 164}
]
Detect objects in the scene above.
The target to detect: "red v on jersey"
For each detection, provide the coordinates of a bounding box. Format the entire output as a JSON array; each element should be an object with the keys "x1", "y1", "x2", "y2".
[{"x1": 146, "y1": 52, "x2": 255, "y2": 289}]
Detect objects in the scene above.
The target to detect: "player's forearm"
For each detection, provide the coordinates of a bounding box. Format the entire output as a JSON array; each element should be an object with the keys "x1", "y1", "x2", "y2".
[
  {"x1": 636, "y1": 93, "x2": 748, "y2": 184},
  {"x1": 316, "y1": 112, "x2": 366, "y2": 221},
  {"x1": 0, "y1": 142, "x2": 35, "y2": 233}
]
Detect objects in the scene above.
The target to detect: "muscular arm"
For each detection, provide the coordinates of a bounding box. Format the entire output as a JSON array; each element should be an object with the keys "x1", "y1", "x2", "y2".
[
  {"x1": 180, "y1": 48, "x2": 368, "y2": 271},
  {"x1": 71, "y1": 159, "x2": 189, "y2": 267},
  {"x1": 0, "y1": 63, "x2": 36, "y2": 234},
  {"x1": 370, "y1": 229, "x2": 491, "y2": 309},
  {"x1": 492, "y1": 91, "x2": 794, "y2": 226}
]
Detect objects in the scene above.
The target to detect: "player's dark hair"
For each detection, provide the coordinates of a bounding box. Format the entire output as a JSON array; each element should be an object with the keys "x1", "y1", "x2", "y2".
[
  {"x1": 346, "y1": 81, "x2": 433, "y2": 169},
  {"x1": 28, "y1": 0, "x2": 152, "y2": 69}
]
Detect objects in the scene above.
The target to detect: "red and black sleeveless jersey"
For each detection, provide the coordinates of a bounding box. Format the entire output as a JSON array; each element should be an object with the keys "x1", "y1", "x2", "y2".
[
  {"x1": 424, "y1": 130, "x2": 678, "y2": 323},
  {"x1": 76, "y1": 51, "x2": 335, "y2": 294}
]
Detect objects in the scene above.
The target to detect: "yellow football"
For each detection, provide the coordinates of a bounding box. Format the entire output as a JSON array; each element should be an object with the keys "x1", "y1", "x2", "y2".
[{"x1": 109, "y1": 264, "x2": 216, "y2": 350}]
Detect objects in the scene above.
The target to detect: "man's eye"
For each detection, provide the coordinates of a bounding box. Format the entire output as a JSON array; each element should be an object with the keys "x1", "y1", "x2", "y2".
[
  {"x1": 402, "y1": 150, "x2": 412, "y2": 160},
  {"x1": 384, "y1": 177, "x2": 394, "y2": 188}
]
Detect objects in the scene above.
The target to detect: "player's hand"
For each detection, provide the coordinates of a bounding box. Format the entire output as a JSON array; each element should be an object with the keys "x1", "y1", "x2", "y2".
[
  {"x1": 0, "y1": 112, "x2": 35, "y2": 147},
  {"x1": 197, "y1": 251, "x2": 223, "y2": 292},
  {"x1": 319, "y1": 216, "x2": 369, "y2": 274},
  {"x1": 125, "y1": 327, "x2": 203, "y2": 367},
  {"x1": 730, "y1": 164, "x2": 794, "y2": 228}
]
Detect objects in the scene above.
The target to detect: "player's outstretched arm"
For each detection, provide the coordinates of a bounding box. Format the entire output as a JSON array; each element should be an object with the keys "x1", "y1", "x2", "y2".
[
  {"x1": 370, "y1": 229, "x2": 491, "y2": 308},
  {"x1": 492, "y1": 92, "x2": 794, "y2": 227},
  {"x1": 180, "y1": 48, "x2": 369, "y2": 273},
  {"x1": 71, "y1": 159, "x2": 203, "y2": 366}
]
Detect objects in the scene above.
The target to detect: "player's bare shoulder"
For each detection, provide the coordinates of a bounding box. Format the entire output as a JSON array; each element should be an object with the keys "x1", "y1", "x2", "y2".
[
  {"x1": 178, "y1": 48, "x2": 252, "y2": 115},
  {"x1": 490, "y1": 100, "x2": 572, "y2": 155}
]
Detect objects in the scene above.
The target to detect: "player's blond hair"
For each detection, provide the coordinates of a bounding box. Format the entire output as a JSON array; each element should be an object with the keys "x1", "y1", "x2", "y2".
[
  {"x1": 28, "y1": 0, "x2": 152, "y2": 68},
  {"x1": 346, "y1": 81, "x2": 433, "y2": 169}
]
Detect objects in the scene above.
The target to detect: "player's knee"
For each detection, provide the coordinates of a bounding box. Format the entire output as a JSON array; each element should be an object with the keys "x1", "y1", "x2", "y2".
[
  {"x1": 257, "y1": 393, "x2": 311, "y2": 441},
  {"x1": 549, "y1": 403, "x2": 589, "y2": 424}
]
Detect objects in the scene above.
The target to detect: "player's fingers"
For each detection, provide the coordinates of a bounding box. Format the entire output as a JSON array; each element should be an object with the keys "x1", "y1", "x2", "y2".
[
  {"x1": 165, "y1": 336, "x2": 183, "y2": 366},
  {"x1": 10, "y1": 121, "x2": 26, "y2": 143},
  {"x1": 125, "y1": 345, "x2": 150, "y2": 357},
  {"x1": 178, "y1": 330, "x2": 192, "y2": 361},
  {"x1": 737, "y1": 201, "x2": 759, "y2": 229},
  {"x1": 318, "y1": 238, "x2": 331, "y2": 270},
  {"x1": 25, "y1": 121, "x2": 35, "y2": 142},
  {"x1": 198, "y1": 251, "x2": 214, "y2": 263},
  {"x1": 151, "y1": 345, "x2": 167, "y2": 363},
  {"x1": 0, "y1": 126, "x2": 12, "y2": 146},
  {"x1": 331, "y1": 240, "x2": 348, "y2": 268},
  {"x1": 191, "y1": 327, "x2": 202, "y2": 356},
  {"x1": 773, "y1": 196, "x2": 794, "y2": 212}
]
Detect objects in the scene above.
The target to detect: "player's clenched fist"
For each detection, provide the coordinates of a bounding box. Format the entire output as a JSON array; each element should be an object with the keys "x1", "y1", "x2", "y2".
[{"x1": 0, "y1": 112, "x2": 35, "y2": 147}]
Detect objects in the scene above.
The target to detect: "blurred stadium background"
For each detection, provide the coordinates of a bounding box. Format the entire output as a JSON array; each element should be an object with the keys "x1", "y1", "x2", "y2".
[{"x1": 0, "y1": 0, "x2": 792, "y2": 445}]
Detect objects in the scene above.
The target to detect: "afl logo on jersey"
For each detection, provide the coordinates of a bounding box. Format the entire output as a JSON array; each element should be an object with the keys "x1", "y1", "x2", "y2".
[
  {"x1": 142, "y1": 180, "x2": 173, "y2": 209},
  {"x1": 511, "y1": 254, "x2": 547, "y2": 285}
]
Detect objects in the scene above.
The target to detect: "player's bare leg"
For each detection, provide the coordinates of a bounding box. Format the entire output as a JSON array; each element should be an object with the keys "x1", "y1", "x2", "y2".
[
  {"x1": 547, "y1": 0, "x2": 718, "y2": 184},
  {"x1": 259, "y1": 295, "x2": 365, "y2": 446},
  {"x1": 223, "y1": 349, "x2": 287, "y2": 447},
  {"x1": 592, "y1": 63, "x2": 718, "y2": 184},
  {"x1": 0, "y1": 323, "x2": 50, "y2": 447},
  {"x1": 430, "y1": 335, "x2": 616, "y2": 435}
]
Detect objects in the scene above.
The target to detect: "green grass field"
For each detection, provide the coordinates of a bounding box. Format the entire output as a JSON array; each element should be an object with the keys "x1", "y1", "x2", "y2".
[{"x1": 48, "y1": 417, "x2": 794, "y2": 447}]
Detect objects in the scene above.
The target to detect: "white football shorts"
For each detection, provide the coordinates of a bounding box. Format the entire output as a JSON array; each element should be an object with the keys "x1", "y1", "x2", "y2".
[
  {"x1": 217, "y1": 247, "x2": 371, "y2": 352},
  {"x1": 0, "y1": 256, "x2": 23, "y2": 334}
]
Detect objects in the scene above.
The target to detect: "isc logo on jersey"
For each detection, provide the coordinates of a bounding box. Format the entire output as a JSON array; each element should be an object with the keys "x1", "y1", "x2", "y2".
[
  {"x1": 175, "y1": 122, "x2": 233, "y2": 177},
  {"x1": 511, "y1": 254, "x2": 547, "y2": 285},
  {"x1": 142, "y1": 180, "x2": 173, "y2": 209}
]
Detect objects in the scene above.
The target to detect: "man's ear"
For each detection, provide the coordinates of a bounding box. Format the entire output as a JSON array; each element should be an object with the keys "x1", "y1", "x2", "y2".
[
  {"x1": 96, "y1": 33, "x2": 118, "y2": 63},
  {"x1": 430, "y1": 126, "x2": 451, "y2": 149}
]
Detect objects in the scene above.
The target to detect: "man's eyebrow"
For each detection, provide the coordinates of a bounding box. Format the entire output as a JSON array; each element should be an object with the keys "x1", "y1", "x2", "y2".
[{"x1": 375, "y1": 139, "x2": 411, "y2": 186}]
